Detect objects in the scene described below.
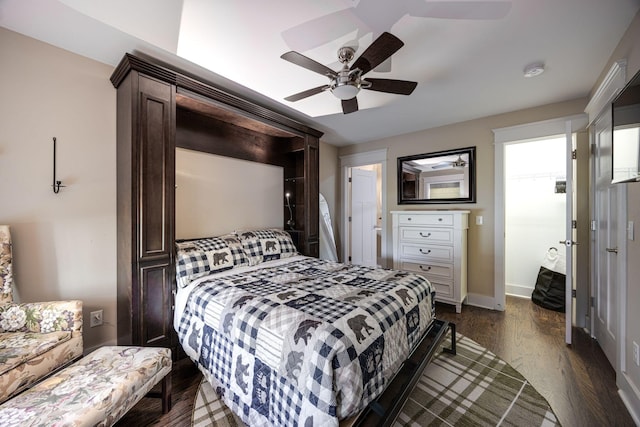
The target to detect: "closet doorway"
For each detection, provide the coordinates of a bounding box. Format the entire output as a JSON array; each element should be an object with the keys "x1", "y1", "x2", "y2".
[
  {"x1": 494, "y1": 114, "x2": 588, "y2": 345},
  {"x1": 504, "y1": 137, "x2": 566, "y2": 300}
]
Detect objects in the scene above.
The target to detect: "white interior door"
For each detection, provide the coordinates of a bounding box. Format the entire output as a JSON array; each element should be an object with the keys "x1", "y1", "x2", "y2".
[
  {"x1": 350, "y1": 168, "x2": 377, "y2": 266},
  {"x1": 592, "y1": 112, "x2": 618, "y2": 366},
  {"x1": 563, "y1": 125, "x2": 575, "y2": 345}
]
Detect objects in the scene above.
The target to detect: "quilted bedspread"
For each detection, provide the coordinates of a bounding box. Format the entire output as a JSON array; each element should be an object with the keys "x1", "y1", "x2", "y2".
[{"x1": 177, "y1": 256, "x2": 435, "y2": 427}]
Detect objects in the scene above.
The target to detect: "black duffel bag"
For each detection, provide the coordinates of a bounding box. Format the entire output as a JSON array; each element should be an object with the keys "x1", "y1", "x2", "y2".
[
  {"x1": 531, "y1": 265, "x2": 565, "y2": 312},
  {"x1": 531, "y1": 247, "x2": 566, "y2": 312}
]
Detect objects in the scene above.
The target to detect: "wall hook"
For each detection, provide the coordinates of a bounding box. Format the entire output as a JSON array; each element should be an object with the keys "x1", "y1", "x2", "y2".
[{"x1": 52, "y1": 137, "x2": 65, "y2": 194}]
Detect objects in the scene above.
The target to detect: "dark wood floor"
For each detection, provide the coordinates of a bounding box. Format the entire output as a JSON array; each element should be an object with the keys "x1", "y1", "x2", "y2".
[{"x1": 116, "y1": 296, "x2": 635, "y2": 426}]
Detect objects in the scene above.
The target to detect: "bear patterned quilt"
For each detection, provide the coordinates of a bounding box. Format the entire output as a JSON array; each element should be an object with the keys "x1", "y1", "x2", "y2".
[{"x1": 177, "y1": 256, "x2": 435, "y2": 427}]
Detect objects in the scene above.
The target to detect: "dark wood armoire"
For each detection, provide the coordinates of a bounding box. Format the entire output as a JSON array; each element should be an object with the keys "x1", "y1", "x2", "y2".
[{"x1": 110, "y1": 54, "x2": 322, "y2": 355}]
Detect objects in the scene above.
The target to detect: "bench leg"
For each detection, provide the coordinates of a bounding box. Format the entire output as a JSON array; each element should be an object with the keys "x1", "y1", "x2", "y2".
[{"x1": 161, "y1": 374, "x2": 172, "y2": 414}]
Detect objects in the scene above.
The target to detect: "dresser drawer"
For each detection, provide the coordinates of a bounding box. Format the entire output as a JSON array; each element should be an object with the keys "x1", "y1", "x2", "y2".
[
  {"x1": 407, "y1": 270, "x2": 453, "y2": 298},
  {"x1": 398, "y1": 213, "x2": 453, "y2": 226},
  {"x1": 399, "y1": 227, "x2": 453, "y2": 244},
  {"x1": 399, "y1": 260, "x2": 453, "y2": 280},
  {"x1": 429, "y1": 279, "x2": 453, "y2": 298},
  {"x1": 399, "y1": 243, "x2": 453, "y2": 263}
]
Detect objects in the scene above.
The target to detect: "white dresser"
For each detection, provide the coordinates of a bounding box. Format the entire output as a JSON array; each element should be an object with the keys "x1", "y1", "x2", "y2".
[{"x1": 391, "y1": 210, "x2": 469, "y2": 313}]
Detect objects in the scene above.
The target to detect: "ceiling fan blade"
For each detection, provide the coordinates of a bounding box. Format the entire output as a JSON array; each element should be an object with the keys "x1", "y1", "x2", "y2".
[
  {"x1": 281, "y1": 51, "x2": 338, "y2": 78},
  {"x1": 432, "y1": 162, "x2": 451, "y2": 169},
  {"x1": 284, "y1": 85, "x2": 330, "y2": 102},
  {"x1": 350, "y1": 32, "x2": 404, "y2": 75},
  {"x1": 364, "y1": 78, "x2": 417, "y2": 95},
  {"x1": 412, "y1": 1, "x2": 512, "y2": 20},
  {"x1": 342, "y1": 97, "x2": 359, "y2": 114}
]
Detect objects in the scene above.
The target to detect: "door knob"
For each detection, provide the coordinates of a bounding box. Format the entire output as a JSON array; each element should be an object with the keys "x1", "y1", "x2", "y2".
[
  {"x1": 559, "y1": 239, "x2": 578, "y2": 246},
  {"x1": 605, "y1": 247, "x2": 618, "y2": 254}
]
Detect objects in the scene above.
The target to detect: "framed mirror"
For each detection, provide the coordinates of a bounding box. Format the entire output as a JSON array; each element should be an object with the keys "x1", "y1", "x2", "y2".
[{"x1": 398, "y1": 146, "x2": 476, "y2": 204}]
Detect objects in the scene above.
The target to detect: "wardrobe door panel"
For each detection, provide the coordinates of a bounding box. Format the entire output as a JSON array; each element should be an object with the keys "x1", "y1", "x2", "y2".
[
  {"x1": 138, "y1": 78, "x2": 174, "y2": 261},
  {"x1": 139, "y1": 262, "x2": 173, "y2": 347}
]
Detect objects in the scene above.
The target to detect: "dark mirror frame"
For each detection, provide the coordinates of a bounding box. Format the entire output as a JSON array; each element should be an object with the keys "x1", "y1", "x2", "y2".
[{"x1": 397, "y1": 146, "x2": 476, "y2": 204}]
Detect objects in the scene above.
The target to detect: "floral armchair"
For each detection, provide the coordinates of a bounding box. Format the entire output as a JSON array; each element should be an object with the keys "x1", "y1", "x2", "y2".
[{"x1": 0, "y1": 225, "x2": 83, "y2": 404}]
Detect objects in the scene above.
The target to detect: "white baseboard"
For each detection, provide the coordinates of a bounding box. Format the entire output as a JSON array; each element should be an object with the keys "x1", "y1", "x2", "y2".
[
  {"x1": 506, "y1": 282, "x2": 533, "y2": 299},
  {"x1": 618, "y1": 373, "x2": 640, "y2": 425},
  {"x1": 465, "y1": 293, "x2": 500, "y2": 311}
]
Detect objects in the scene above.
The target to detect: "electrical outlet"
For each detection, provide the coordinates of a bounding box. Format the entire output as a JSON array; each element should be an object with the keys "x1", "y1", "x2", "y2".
[
  {"x1": 633, "y1": 342, "x2": 640, "y2": 366},
  {"x1": 90, "y1": 310, "x2": 103, "y2": 328}
]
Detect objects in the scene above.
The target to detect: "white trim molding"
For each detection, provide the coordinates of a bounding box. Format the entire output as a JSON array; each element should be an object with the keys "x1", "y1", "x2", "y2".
[
  {"x1": 340, "y1": 149, "x2": 388, "y2": 168},
  {"x1": 584, "y1": 59, "x2": 627, "y2": 124},
  {"x1": 618, "y1": 382, "x2": 640, "y2": 426},
  {"x1": 493, "y1": 113, "x2": 588, "y2": 144},
  {"x1": 465, "y1": 293, "x2": 496, "y2": 311}
]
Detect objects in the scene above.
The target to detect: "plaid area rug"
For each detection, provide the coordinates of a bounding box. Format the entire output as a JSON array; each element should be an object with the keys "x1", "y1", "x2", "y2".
[{"x1": 191, "y1": 334, "x2": 560, "y2": 426}]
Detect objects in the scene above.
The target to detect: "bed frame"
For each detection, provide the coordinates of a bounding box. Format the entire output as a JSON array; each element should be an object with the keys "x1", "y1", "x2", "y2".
[
  {"x1": 110, "y1": 53, "x2": 456, "y2": 425},
  {"x1": 344, "y1": 319, "x2": 456, "y2": 426}
]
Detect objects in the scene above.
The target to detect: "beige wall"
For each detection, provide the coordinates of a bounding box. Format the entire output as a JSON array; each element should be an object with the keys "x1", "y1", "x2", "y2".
[
  {"x1": 597, "y1": 11, "x2": 640, "y2": 417},
  {"x1": 337, "y1": 98, "x2": 587, "y2": 301},
  {"x1": 0, "y1": 27, "x2": 117, "y2": 351}
]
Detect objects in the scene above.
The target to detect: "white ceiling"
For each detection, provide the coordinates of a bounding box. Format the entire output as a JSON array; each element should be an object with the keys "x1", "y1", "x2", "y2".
[{"x1": 1, "y1": 0, "x2": 639, "y2": 146}]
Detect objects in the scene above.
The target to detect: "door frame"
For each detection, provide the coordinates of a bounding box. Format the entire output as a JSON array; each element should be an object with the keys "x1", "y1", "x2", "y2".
[
  {"x1": 493, "y1": 114, "x2": 588, "y2": 314},
  {"x1": 586, "y1": 59, "x2": 628, "y2": 367},
  {"x1": 340, "y1": 149, "x2": 388, "y2": 266}
]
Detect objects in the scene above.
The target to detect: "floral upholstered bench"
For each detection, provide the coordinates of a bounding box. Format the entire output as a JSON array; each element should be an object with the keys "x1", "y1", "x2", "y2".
[{"x1": 0, "y1": 346, "x2": 172, "y2": 426}]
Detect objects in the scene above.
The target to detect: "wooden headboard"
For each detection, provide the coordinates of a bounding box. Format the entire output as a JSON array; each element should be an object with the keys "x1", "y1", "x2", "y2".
[{"x1": 110, "y1": 53, "x2": 323, "y2": 354}]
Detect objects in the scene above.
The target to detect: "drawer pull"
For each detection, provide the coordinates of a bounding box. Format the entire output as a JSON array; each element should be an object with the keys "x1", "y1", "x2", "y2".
[
  {"x1": 419, "y1": 248, "x2": 431, "y2": 254},
  {"x1": 407, "y1": 217, "x2": 412, "y2": 221},
  {"x1": 419, "y1": 232, "x2": 431, "y2": 238},
  {"x1": 438, "y1": 218, "x2": 443, "y2": 222},
  {"x1": 419, "y1": 265, "x2": 432, "y2": 271}
]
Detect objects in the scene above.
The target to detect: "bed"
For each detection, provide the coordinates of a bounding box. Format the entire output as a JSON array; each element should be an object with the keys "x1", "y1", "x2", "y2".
[{"x1": 174, "y1": 229, "x2": 452, "y2": 426}]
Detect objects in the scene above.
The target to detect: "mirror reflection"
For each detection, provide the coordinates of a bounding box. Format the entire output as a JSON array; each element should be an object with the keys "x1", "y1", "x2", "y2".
[{"x1": 398, "y1": 146, "x2": 476, "y2": 204}]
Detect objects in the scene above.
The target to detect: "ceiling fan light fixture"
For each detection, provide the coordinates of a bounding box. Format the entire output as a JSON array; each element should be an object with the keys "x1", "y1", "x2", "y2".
[{"x1": 331, "y1": 83, "x2": 360, "y2": 100}]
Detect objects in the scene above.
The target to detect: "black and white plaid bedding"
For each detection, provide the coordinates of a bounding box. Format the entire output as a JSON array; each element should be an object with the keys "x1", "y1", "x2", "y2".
[{"x1": 177, "y1": 256, "x2": 435, "y2": 427}]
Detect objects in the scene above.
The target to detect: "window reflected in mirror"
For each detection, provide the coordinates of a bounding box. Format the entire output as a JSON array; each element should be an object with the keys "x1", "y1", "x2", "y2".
[{"x1": 398, "y1": 147, "x2": 476, "y2": 204}]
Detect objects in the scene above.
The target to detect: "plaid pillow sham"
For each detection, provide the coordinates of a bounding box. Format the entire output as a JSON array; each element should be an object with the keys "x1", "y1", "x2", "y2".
[
  {"x1": 175, "y1": 234, "x2": 249, "y2": 288},
  {"x1": 236, "y1": 229, "x2": 298, "y2": 266}
]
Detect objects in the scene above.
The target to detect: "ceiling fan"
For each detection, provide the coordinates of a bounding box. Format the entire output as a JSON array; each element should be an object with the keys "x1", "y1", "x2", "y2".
[
  {"x1": 432, "y1": 155, "x2": 467, "y2": 169},
  {"x1": 280, "y1": 32, "x2": 417, "y2": 114}
]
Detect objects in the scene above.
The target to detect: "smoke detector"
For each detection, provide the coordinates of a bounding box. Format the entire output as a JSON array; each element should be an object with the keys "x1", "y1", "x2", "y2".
[{"x1": 523, "y1": 62, "x2": 545, "y2": 78}]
